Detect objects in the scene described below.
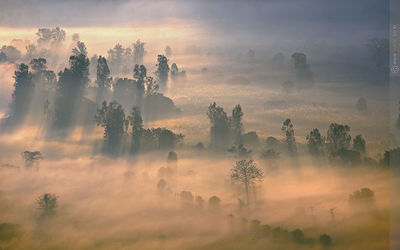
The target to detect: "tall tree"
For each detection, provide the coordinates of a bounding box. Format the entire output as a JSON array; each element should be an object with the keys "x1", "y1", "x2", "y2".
[
  {"x1": 95, "y1": 101, "x2": 127, "y2": 155},
  {"x1": 96, "y1": 56, "x2": 112, "y2": 103},
  {"x1": 155, "y1": 54, "x2": 169, "y2": 91},
  {"x1": 54, "y1": 54, "x2": 90, "y2": 128},
  {"x1": 207, "y1": 102, "x2": 230, "y2": 149},
  {"x1": 353, "y1": 134, "x2": 366, "y2": 155},
  {"x1": 231, "y1": 104, "x2": 244, "y2": 145},
  {"x1": 306, "y1": 128, "x2": 324, "y2": 156},
  {"x1": 11, "y1": 63, "x2": 33, "y2": 120},
  {"x1": 281, "y1": 118, "x2": 297, "y2": 155},
  {"x1": 128, "y1": 106, "x2": 144, "y2": 154},
  {"x1": 72, "y1": 41, "x2": 87, "y2": 56},
  {"x1": 291, "y1": 52, "x2": 314, "y2": 87},
  {"x1": 231, "y1": 160, "x2": 263, "y2": 205},
  {"x1": 133, "y1": 40, "x2": 145, "y2": 65},
  {"x1": 165, "y1": 45, "x2": 172, "y2": 57},
  {"x1": 326, "y1": 123, "x2": 351, "y2": 155}
]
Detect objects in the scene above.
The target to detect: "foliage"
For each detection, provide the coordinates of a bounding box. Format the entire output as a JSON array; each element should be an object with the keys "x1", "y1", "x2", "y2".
[
  {"x1": 167, "y1": 151, "x2": 178, "y2": 162},
  {"x1": 380, "y1": 147, "x2": 400, "y2": 168},
  {"x1": 133, "y1": 40, "x2": 145, "y2": 65},
  {"x1": 261, "y1": 149, "x2": 280, "y2": 160},
  {"x1": 291, "y1": 52, "x2": 314, "y2": 86},
  {"x1": 353, "y1": 134, "x2": 366, "y2": 155},
  {"x1": 349, "y1": 187, "x2": 375, "y2": 204},
  {"x1": 72, "y1": 41, "x2": 87, "y2": 56},
  {"x1": 36, "y1": 27, "x2": 66, "y2": 45},
  {"x1": 21, "y1": 151, "x2": 43, "y2": 167},
  {"x1": 326, "y1": 123, "x2": 351, "y2": 155},
  {"x1": 281, "y1": 118, "x2": 297, "y2": 155},
  {"x1": 207, "y1": 102, "x2": 230, "y2": 149},
  {"x1": 228, "y1": 144, "x2": 252, "y2": 158},
  {"x1": 231, "y1": 104, "x2": 244, "y2": 145},
  {"x1": 95, "y1": 101, "x2": 127, "y2": 153},
  {"x1": 155, "y1": 54, "x2": 169, "y2": 91},
  {"x1": 208, "y1": 195, "x2": 221, "y2": 209},
  {"x1": 306, "y1": 128, "x2": 324, "y2": 156},
  {"x1": 11, "y1": 63, "x2": 33, "y2": 119},
  {"x1": 37, "y1": 193, "x2": 58, "y2": 219},
  {"x1": 319, "y1": 233, "x2": 332, "y2": 247}
]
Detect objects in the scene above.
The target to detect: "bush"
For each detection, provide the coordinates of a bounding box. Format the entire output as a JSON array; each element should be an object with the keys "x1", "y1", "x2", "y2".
[{"x1": 319, "y1": 233, "x2": 332, "y2": 247}]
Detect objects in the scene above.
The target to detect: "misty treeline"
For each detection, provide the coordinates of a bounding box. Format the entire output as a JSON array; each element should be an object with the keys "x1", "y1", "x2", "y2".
[
  {"x1": 1, "y1": 27, "x2": 185, "y2": 144},
  {"x1": 205, "y1": 101, "x2": 398, "y2": 168}
]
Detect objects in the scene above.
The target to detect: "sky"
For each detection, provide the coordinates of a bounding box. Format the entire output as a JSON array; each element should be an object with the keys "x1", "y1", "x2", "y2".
[{"x1": 0, "y1": 0, "x2": 388, "y2": 49}]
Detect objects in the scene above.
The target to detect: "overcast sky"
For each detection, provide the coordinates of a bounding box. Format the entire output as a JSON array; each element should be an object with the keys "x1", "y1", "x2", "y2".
[{"x1": 0, "y1": 0, "x2": 388, "y2": 46}]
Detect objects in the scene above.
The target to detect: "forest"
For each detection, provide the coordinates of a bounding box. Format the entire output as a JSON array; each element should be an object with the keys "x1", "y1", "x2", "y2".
[{"x1": 0, "y1": 1, "x2": 398, "y2": 249}]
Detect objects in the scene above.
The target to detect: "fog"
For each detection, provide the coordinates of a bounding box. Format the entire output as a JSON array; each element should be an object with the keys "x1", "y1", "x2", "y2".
[{"x1": 0, "y1": 1, "x2": 398, "y2": 249}]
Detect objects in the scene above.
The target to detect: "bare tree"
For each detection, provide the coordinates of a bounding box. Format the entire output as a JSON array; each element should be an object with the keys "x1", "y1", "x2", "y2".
[{"x1": 231, "y1": 160, "x2": 263, "y2": 205}]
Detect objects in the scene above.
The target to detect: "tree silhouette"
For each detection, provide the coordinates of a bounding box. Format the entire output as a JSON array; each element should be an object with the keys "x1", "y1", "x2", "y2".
[
  {"x1": 231, "y1": 159, "x2": 263, "y2": 205},
  {"x1": 326, "y1": 123, "x2": 351, "y2": 155},
  {"x1": 21, "y1": 151, "x2": 42, "y2": 167},
  {"x1": 306, "y1": 128, "x2": 324, "y2": 156},
  {"x1": 11, "y1": 63, "x2": 33, "y2": 121},
  {"x1": 54, "y1": 54, "x2": 90, "y2": 129},
  {"x1": 128, "y1": 107, "x2": 144, "y2": 154},
  {"x1": 155, "y1": 55, "x2": 169, "y2": 91},
  {"x1": 133, "y1": 40, "x2": 145, "y2": 65},
  {"x1": 353, "y1": 134, "x2": 366, "y2": 155},
  {"x1": 36, "y1": 193, "x2": 58, "y2": 219},
  {"x1": 95, "y1": 101, "x2": 127, "y2": 155},
  {"x1": 282, "y1": 118, "x2": 297, "y2": 155},
  {"x1": 207, "y1": 102, "x2": 230, "y2": 149},
  {"x1": 231, "y1": 104, "x2": 244, "y2": 145}
]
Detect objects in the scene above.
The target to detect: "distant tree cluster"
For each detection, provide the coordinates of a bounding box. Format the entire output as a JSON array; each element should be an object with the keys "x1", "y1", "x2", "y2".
[
  {"x1": 95, "y1": 102, "x2": 183, "y2": 156},
  {"x1": 207, "y1": 103, "x2": 247, "y2": 151}
]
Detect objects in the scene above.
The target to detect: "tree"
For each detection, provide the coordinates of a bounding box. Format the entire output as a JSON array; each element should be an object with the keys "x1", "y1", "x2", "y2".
[
  {"x1": 165, "y1": 45, "x2": 172, "y2": 57},
  {"x1": 231, "y1": 104, "x2": 244, "y2": 145},
  {"x1": 54, "y1": 54, "x2": 90, "y2": 128},
  {"x1": 356, "y1": 97, "x2": 367, "y2": 113},
  {"x1": 72, "y1": 41, "x2": 87, "y2": 56},
  {"x1": 208, "y1": 195, "x2": 221, "y2": 209},
  {"x1": 21, "y1": 151, "x2": 43, "y2": 167},
  {"x1": 95, "y1": 101, "x2": 127, "y2": 154},
  {"x1": 107, "y1": 43, "x2": 125, "y2": 73},
  {"x1": 326, "y1": 123, "x2": 351, "y2": 155},
  {"x1": 319, "y1": 234, "x2": 332, "y2": 247},
  {"x1": 291, "y1": 52, "x2": 314, "y2": 87},
  {"x1": 228, "y1": 144, "x2": 251, "y2": 158},
  {"x1": 36, "y1": 27, "x2": 65, "y2": 45},
  {"x1": 37, "y1": 193, "x2": 58, "y2": 219},
  {"x1": 96, "y1": 56, "x2": 112, "y2": 102},
  {"x1": 133, "y1": 40, "x2": 145, "y2": 65},
  {"x1": 11, "y1": 63, "x2": 33, "y2": 120},
  {"x1": 231, "y1": 160, "x2": 263, "y2": 205},
  {"x1": 207, "y1": 102, "x2": 230, "y2": 149},
  {"x1": 170, "y1": 63, "x2": 186, "y2": 83},
  {"x1": 128, "y1": 107, "x2": 144, "y2": 154},
  {"x1": 353, "y1": 134, "x2": 366, "y2": 155},
  {"x1": 155, "y1": 54, "x2": 169, "y2": 91},
  {"x1": 349, "y1": 187, "x2": 375, "y2": 205},
  {"x1": 282, "y1": 118, "x2": 297, "y2": 155},
  {"x1": 167, "y1": 151, "x2": 178, "y2": 162},
  {"x1": 30, "y1": 58, "x2": 56, "y2": 90},
  {"x1": 306, "y1": 128, "x2": 324, "y2": 156}
]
